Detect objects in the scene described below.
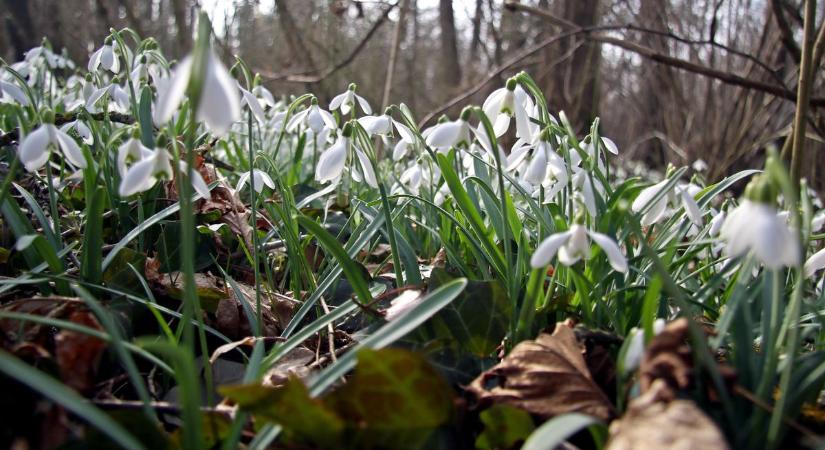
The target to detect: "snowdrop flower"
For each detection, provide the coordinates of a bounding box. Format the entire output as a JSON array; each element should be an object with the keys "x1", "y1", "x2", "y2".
[
  {"x1": 117, "y1": 135, "x2": 152, "y2": 175},
  {"x1": 119, "y1": 146, "x2": 210, "y2": 200},
  {"x1": 330, "y1": 83, "x2": 372, "y2": 116},
  {"x1": 239, "y1": 85, "x2": 266, "y2": 124},
  {"x1": 60, "y1": 120, "x2": 93, "y2": 145},
  {"x1": 86, "y1": 81, "x2": 130, "y2": 113},
  {"x1": 692, "y1": 159, "x2": 708, "y2": 172},
  {"x1": 623, "y1": 319, "x2": 666, "y2": 372},
  {"x1": 315, "y1": 136, "x2": 349, "y2": 185},
  {"x1": 288, "y1": 97, "x2": 337, "y2": 133},
  {"x1": 632, "y1": 178, "x2": 703, "y2": 227},
  {"x1": 805, "y1": 248, "x2": 825, "y2": 278},
  {"x1": 482, "y1": 77, "x2": 534, "y2": 139},
  {"x1": 530, "y1": 224, "x2": 628, "y2": 272},
  {"x1": 154, "y1": 50, "x2": 241, "y2": 136},
  {"x1": 253, "y1": 85, "x2": 276, "y2": 108},
  {"x1": 719, "y1": 187, "x2": 800, "y2": 270},
  {"x1": 236, "y1": 169, "x2": 275, "y2": 193},
  {"x1": 19, "y1": 115, "x2": 86, "y2": 172},
  {"x1": 425, "y1": 109, "x2": 472, "y2": 151},
  {"x1": 88, "y1": 42, "x2": 120, "y2": 74},
  {"x1": 0, "y1": 79, "x2": 28, "y2": 105}
]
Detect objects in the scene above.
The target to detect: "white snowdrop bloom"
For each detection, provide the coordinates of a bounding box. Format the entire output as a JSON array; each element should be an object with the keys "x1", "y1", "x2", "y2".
[
  {"x1": 398, "y1": 162, "x2": 424, "y2": 195},
  {"x1": 572, "y1": 170, "x2": 600, "y2": 218},
  {"x1": 154, "y1": 50, "x2": 241, "y2": 136},
  {"x1": 315, "y1": 137, "x2": 349, "y2": 184},
  {"x1": 88, "y1": 44, "x2": 120, "y2": 74},
  {"x1": 19, "y1": 123, "x2": 86, "y2": 172},
  {"x1": 812, "y1": 210, "x2": 825, "y2": 233},
  {"x1": 252, "y1": 85, "x2": 276, "y2": 108},
  {"x1": 239, "y1": 85, "x2": 266, "y2": 124},
  {"x1": 719, "y1": 200, "x2": 800, "y2": 270},
  {"x1": 805, "y1": 248, "x2": 825, "y2": 278},
  {"x1": 60, "y1": 120, "x2": 94, "y2": 145},
  {"x1": 26, "y1": 46, "x2": 73, "y2": 70},
  {"x1": 357, "y1": 114, "x2": 392, "y2": 136},
  {"x1": 236, "y1": 169, "x2": 275, "y2": 193},
  {"x1": 288, "y1": 100, "x2": 337, "y2": 133},
  {"x1": 623, "y1": 319, "x2": 666, "y2": 372},
  {"x1": 351, "y1": 147, "x2": 379, "y2": 189},
  {"x1": 632, "y1": 179, "x2": 703, "y2": 227},
  {"x1": 709, "y1": 210, "x2": 726, "y2": 237},
  {"x1": 530, "y1": 224, "x2": 628, "y2": 272},
  {"x1": 119, "y1": 147, "x2": 210, "y2": 199},
  {"x1": 329, "y1": 83, "x2": 371, "y2": 116},
  {"x1": 0, "y1": 80, "x2": 28, "y2": 105},
  {"x1": 692, "y1": 159, "x2": 708, "y2": 172},
  {"x1": 86, "y1": 83, "x2": 130, "y2": 113},
  {"x1": 426, "y1": 118, "x2": 471, "y2": 151},
  {"x1": 117, "y1": 137, "x2": 152, "y2": 175},
  {"x1": 482, "y1": 82, "x2": 534, "y2": 139}
]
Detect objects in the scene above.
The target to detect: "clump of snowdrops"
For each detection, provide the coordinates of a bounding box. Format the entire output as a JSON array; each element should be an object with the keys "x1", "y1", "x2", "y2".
[{"x1": 1, "y1": 12, "x2": 825, "y2": 450}]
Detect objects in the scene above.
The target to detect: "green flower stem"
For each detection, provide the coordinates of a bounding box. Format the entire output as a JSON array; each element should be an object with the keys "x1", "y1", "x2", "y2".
[{"x1": 247, "y1": 109, "x2": 263, "y2": 336}]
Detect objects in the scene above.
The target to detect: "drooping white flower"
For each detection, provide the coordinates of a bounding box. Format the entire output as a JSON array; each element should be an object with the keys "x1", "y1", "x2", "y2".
[
  {"x1": 117, "y1": 136, "x2": 152, "y2": 175},
  {"x1": 0, "y1": 80, "x2": 29, "y2": 105},
  {"x1": 288, "y1": 99, "x2": 337, "y2": 133},
  {"x1": 425, "y1": 118, "x2": 471, "y2": 151},
  {"x1": 86, "y1": 83, "x2": 130, "y2": 113},
  {"x1": 329, "y1": 83, "x2": 371, "y2": 116},
  {"x1": 19, "y1": 123, "x2": 86, "y2": 172},
  {"x1": 632, "y1": 179, "x2": 703, "y2": 227},
  {"x1": 530, "y1": 224, "x2": 628, "y2": 272},
  {"x1": 88, "y1": 44, "x2": 120, "y2": 74},
  {"x1": 315, "y1": 137, "x2": 349, "y2": 184},
  {"x1": 236, "y1": 169, "x2": 275, "y2": 193},
  {"x1": 60, "y1": 120, "x2": 93, "y2": 145},
  {"x1": 119, "y1": 147, "x2": 210, "y2": 199},
  {"x1": 239, "y1": 85, "x2": 266, "y2": 124},
  {"x1": 719, "y1": 200, "x2": 800, "y2": 269},
  {"x1": 154, "y1": 50, "x2": 241, "y2": 136},
  {"x1": 482, "y1": 81, "x2": 534, "y2": 139}
]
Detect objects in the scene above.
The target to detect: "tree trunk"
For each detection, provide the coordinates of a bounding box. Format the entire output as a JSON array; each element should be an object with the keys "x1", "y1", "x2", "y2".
[
  {"x1": 438, "y1": 0, "x2": 462, "y2": 88},
  {"x1": 2, "y1": 0, "x2": 37, "y2": 60},
  {"x1": 171, "y1": 0, "x2": 191, "y2": 56}
]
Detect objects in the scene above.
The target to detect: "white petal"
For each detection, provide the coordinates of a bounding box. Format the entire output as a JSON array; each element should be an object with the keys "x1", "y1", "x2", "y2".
[
  {"x1": 235, "y1": 170, "x2": 251, "y2": 192},
  {"x1": 154, "y1": 56, "x2": 193, "y2": 126},
  {"x1": 358, "y1": 115, "x2": 392, "y2": 136},
  {"x1": 680, "y1": 189, "x2": 703, "y2": 226},
  {"x1": 88, "y1": 48, "x2": 102, "y2": 72},
  {"x1": 119, "y1": 157, "x2": 158, "y2": 196},
  {"x1": 329, "y1": 92, "x2": 347, "y2": 111},
  {"x1": 355, "y1": 94, "x2": 372, "y2": 115},
  {"x1": 0, "y1": 80, "x2": 29, "y2": 105},
  {"x1": 523, "y1": 149, "x2": 547, "y2": 186},
  {"x1": 530, "y1": 231, "x2": 572, "y2": 268},
  {"x1": 601, "y1": 137, "x2": 619, "y2": 155},
  {"x1": 53, "y1": 127, "x2": 86, "y2": 168},
  {"x1": 315, "y1": 139, "x2": 348, "y2": 183},
  {"x1": 355, "y1": 148, "x2": 378, "y2": 188},
  {"x1": 392, "y1": 120, "x2": 415, "y2": 143},
  {"x1": 588, "y1": 230, "x2": 628, "y2": 273},
  {"x1": 805, "y1": 247, "x2": 825, "y2": 278},
  {"x1": 197, "y1": 52, "x2": 241, "y2": 135},
  {"x1": 189, "y1": 169, "x2": 211, "y2": 200},
  {"x1": 426, "y1": 121, "x2": 463, "y2": 148},
  {"x1": 392, "y1": 141, "x2": 410, "y2": 161},
  {"x1": 19, "y1": 125, "x2": 51, "y2": 172},
  {"x1": 492, "y1": 114, "x2": 510, "y2": 137},
  {"x1": 241, "y1": 87, "x2": 266, "y2": 124},
  {"x1": 632, "y1": 181, "x2": 667, "y2": 213}
]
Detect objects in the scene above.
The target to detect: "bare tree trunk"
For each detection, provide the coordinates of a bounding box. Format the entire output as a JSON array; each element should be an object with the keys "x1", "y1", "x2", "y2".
[
  {"x1": 406, "y1": 0, "x2": 419, "y2": 112},
  {"x1": 382, "y1": 0, "x2": 408, "y2": 110},
  {"x1": 2, "y1": 0, "x2": 37, "y2": 60},
  {"x1": 439, "y1": 0, "x2": 462, "y2": 88},
  {"x1": 171, "y1": 0, "x2": 191, "y2": 56},
  {"x1": 470, "y1": 0, "x2": 483, "y2": 60}
]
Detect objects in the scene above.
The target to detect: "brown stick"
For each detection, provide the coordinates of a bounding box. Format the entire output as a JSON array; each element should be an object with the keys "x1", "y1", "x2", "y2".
[{"x1": 789, "y1": 0, "x2": 817, "y2": 182}]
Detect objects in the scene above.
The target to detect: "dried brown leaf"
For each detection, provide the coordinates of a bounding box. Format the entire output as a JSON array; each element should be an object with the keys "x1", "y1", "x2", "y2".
[
  {"x1": 606, "y1": 379, "x2": 729, "y2": 450},
  {"x1": 55, "y1": 311, "x2": 106, "y2": 393},
  {"x1": 467, "y1": 322, "x2": 615, "y2": 421},
  {"x1": 639, "y1": 318, "x2": 693, "y2": 394}
]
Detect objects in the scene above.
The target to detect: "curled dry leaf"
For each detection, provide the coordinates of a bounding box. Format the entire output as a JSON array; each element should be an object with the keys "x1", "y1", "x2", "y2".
[
  {"x1": 467, "y1": 322, "x2": 615, "y2": 421},
  {"x1": 639, "y1": 318, "x2": 693, "y2": 393},
  {"x1": 606, "y1": 379, "x2": 730, "y2": 450},
  {"x1": 55, "y1": 311, "x2": 107, "y2": 393}
]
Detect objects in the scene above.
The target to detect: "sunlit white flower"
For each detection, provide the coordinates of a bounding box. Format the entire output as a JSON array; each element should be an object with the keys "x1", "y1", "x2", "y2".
[
  {"x1": 329, "y1": 83, "x2": 371, "y2": 116},
  {"x1": 288, "y1": 99, "x2": 337, "y2": 133},
  {"x1": 239, "y1": 85, "x2": 266, "y2": 124},
  {"x1": 60, "y1": 120, "x2": 93, "y2": 145},
  {"x1": 482, "y1": 81, "x2": 534, "y2": 139},
  {"x1": 236, "y1": 169, "x2": 275, "y2": 193},
  {"x1": 315, "y1": 137, "x2": 348, "y2": 184},
  {"x1": 19, "y1": 123, "x2": 86, "y2": 172},
  {"x1": 692, "y1": 159, "x2": 708, "y2": 172},
  {"x1": 253, "y1": 85, "x2": 276, "y2": 108},
  {"x1": 86, "y1": 83, "x2": 130, "y2": 113},
  {"x1": 530, "y1": 224, "x2": 628, "y2": 272},
  {"x1": 88, "y1": 44, "x2": 120, "y2": 73},
  {"x1": 0, "y1": 80, "x2": 28, "y2": 105},
  {"x1": 632, "y1": 179, "x2": 703, "y2": 227},
  {"x1": 425, "y1": 117, "x2": 471, "y2": 151},
  {"x1": 623, "y1": 319, "x2": 666, "y2": 372},
  {"x1": 119, "y1": 147, "x2": 210, "y2": 199},
  {"x1": 154, "y1": 50, "x2": 241, "y2": 136},
  {"x1": 117, "y1": 136, "x2": 152, "y2": 175},
  {"x1": 719, "y1": 200, "x2": 800, "y2": 269}
]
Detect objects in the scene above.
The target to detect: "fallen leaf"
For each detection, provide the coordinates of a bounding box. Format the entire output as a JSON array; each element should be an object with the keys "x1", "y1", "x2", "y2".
[
  {"x1": 639, "y1": 318, "x2": 693, "y2": 394},
  {"x1": 467, "y1": 323, "x2": 615, "y2": 421},
  {"x1": 606, "y1": 379, "x2": 730, "y2": 450},
  {"x1": 55, "y1": 311, "x2": 106, "y2": 393},
  {"x1": 263, "y1": 346, "x2": 315, "y2": 387}
]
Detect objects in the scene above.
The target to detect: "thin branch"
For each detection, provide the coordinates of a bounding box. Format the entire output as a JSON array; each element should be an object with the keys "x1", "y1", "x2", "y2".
[
  {"x1": 771, "y1": 0, "x2": 803, "y2": 63},
  {"x1": 257, "y1": 2, "x2": 397, "y2": 84},
  {"x1": 504, "y1": 1, "x2": 825, "y2": 108}
]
